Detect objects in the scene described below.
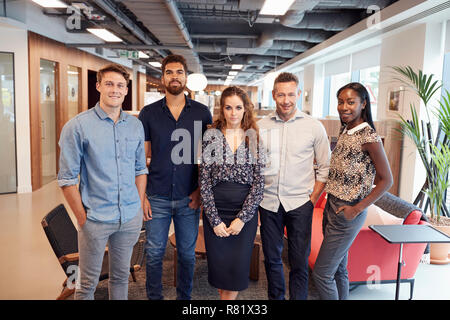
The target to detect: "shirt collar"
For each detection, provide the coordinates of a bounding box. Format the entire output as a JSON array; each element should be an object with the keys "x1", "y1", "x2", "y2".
[
  {"x1": 270, "y1": 108, "x2": 304, "y2": 122},
  {"x1": 343, "y1": 122, "x2": 370, "y2": 135},
  {"x1": 94, "y1": 102, "x2": 127, "y2": 122},
  {"x1": 162, "y1": 95, "x2": 191, "y2": 109}
]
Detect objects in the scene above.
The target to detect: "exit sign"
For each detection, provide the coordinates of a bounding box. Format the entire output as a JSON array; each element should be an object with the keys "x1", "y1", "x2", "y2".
[{"x1": 119, "y1": 50, "x2": 139, "y2": 59}]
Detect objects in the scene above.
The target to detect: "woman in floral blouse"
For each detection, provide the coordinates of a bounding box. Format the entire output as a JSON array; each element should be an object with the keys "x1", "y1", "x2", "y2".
[{"x1": 199, "y1": 86, "x2": 265, "y2": 300}]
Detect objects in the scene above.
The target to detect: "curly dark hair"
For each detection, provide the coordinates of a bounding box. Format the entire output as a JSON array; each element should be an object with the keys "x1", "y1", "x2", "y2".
[
  {"x1": 161, "y1": 54, "x2": 188, "y2": 74},
  {"x1": 337, "y1": 82, "x2": 376, "y2": 131}
]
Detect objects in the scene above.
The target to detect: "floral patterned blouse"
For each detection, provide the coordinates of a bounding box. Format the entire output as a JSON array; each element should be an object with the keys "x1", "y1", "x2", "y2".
[
  {"x1": 199, "y1": 128, "x2": 265, "y2": 228},
  {"x1": 325, "y1": 122, "x2": 382, "y2": 202}
]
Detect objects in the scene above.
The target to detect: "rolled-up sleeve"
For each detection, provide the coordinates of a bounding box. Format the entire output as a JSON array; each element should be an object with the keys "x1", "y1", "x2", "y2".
[
  {"x1": 314, "y1": 122, "x2": 331, "y2": 183},
  {"x1": 135, "y1": 122, "x2": 149, "y2": 176},
  {"x1": 57, "y1": 119, "x2": 83, "y2": 187}
]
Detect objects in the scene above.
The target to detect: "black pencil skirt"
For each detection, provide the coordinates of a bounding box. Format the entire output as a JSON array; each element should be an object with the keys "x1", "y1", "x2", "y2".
[{"x1": 203, "y1": 181, "x2": 258, "y2": 291}]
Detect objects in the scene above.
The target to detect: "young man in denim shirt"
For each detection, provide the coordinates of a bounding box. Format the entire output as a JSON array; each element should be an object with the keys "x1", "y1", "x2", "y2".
[{"x1": 58, "y1": 64, "x2": 148, "y2": 300}]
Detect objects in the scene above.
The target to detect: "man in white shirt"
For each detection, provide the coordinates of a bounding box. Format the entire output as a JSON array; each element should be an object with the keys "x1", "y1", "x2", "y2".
[{"x1": 258, "y1": 72, "x2": 330, "y2": 300}]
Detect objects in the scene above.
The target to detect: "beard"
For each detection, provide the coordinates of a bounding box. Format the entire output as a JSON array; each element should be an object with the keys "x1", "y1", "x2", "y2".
[{"x1": 165, "y1": 80, "x2": 186, "y2": 96}]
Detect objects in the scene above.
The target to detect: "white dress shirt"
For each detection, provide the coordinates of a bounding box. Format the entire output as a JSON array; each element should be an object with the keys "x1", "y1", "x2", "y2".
[{"x1": 258, "y1": 109, "x2": 331, "y2": 212}]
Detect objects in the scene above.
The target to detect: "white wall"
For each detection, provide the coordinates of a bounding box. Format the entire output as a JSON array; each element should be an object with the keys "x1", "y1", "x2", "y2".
[
  {"x1": 302, "y1": 64, "x2": 315, "y2": 115},
  {"x1": 378, "y1": 24, "x2": 427, "y2": 202},
  {"x1": 0, "y1": 18, "x2": 32, "y2": 193}
]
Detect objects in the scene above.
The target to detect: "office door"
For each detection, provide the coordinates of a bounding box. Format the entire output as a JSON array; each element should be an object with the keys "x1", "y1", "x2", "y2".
[{"x1": 40, "y1": 59, "x2": 58, "y2": 186}]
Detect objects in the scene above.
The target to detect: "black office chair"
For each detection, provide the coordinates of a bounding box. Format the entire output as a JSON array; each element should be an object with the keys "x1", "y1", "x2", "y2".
[{"x1": 41, "y1": 204, "x2": 145, "y2": 299}]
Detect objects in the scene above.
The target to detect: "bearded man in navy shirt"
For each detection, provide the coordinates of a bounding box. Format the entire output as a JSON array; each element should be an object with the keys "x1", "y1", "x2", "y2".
[{"x1": 138, "y1": 54, "x2": 212, "y2": 300}]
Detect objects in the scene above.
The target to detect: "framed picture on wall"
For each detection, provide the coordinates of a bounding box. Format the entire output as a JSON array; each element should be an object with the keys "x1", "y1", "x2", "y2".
[{"x1": 387, "y1": 87, "x2": 403, "y2": 112}]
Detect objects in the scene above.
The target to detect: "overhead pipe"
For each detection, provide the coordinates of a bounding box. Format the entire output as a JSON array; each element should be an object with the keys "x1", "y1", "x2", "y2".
[
  {"x1": 164, "y1": 0, "x2": 203, "y2": 72},
  {"x1": 164, "y1": 0, "x2": 194, "y2": 50}
]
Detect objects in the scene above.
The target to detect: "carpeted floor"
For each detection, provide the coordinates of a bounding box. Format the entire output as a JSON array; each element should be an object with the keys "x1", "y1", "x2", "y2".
[{"x1": 72, "y1": 237, "x2": 320, "y2": 300}]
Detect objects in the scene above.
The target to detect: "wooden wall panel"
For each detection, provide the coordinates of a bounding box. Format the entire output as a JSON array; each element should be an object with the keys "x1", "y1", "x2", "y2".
[{"x1": 28, "y1": 31, "x2": 136, "y2": 191}]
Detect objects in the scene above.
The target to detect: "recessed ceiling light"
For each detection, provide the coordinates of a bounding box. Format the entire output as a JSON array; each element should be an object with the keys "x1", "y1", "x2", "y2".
[
  {"x1": 229, "y1": 71, "x2": 238, "y2": 76},
  {"x1": 138, "y1": 51, "x2": 149, "y2": 59},
  {"x1": 231, "y1": 64, "x2": 244, "y2": 70},
  {"x1": 31, "y1": 0, "x2": 68, "y2": 8},
  {"x1": 149, "y1": 61, "x2": 162, "y2": 68},
  {"x1": 87, "y1": 28, "x2": 122, "y2": 42},
  {"x1": 260, "y1": 0, "x2": 295, "y2": 16}
]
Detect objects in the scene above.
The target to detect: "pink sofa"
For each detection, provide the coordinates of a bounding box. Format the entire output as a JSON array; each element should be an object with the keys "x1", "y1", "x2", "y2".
[{"x1": 308, "y1": 192, "x2": 428, "y2": 299}]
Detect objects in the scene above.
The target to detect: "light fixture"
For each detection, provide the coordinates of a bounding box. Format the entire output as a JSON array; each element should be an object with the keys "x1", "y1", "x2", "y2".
[
  {"x1": 260, "y1": 0, "x2": 295, "y2": 16},
  {"x1": 31, "y1": 0, "x2": 68, "y2": 8},
  {"x1": 138, "y1": 51, "x2": 149, "y2": 59},
  {"x1": 87, "y1": 28, "x2": 122, "y2": 42},
  {"x1": 229, "y1": 71, "x2": 238, "y2": 76},
  {"x1": 149, "y1": 61, "x2": 162, "y2": 68},
  {"x1": 187, "y1": 73, "x2": 208, "y2": 91},
  {"x1": 231, "y1": 64, "x2": 243, "y2": 70}
]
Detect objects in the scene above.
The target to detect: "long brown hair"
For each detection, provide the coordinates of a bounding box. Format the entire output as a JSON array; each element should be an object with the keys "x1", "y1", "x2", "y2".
[
  {"x1": 210, "y1": 86, "x2": 261, "y2": 157},
  {"x1": 212, "y1": 86, "x2": 259, "y2": 134}
]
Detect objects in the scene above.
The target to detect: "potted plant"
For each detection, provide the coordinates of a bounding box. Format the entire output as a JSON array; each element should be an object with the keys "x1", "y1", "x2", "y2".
[{"x1": 392, "y1": 66, "x2": 450, "y2": 264}]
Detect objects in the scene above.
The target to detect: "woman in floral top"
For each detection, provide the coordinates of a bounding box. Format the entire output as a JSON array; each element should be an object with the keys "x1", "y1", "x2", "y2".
[
  {"x1": 200, "y1": 86, "x2": 265, "y2": 300},
  {"x1": 312, "y1": 82, "x2": 393, "y2": 300}
]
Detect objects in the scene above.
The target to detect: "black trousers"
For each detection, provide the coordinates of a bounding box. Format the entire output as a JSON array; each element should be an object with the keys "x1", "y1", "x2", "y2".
[{"x1": 259, "y1": 201, "x2": 314, "y2": 300}]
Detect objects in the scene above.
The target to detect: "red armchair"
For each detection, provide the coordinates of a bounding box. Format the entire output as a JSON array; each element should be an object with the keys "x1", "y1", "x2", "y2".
[{"x1": 308, "y1": 192, "x2": 428, "y2": 299}]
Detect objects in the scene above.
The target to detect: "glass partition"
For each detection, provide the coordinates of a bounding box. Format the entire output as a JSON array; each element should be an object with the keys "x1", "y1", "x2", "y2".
[
  {"x1": 40, "y1": 59, "x2": 57, "y2": 185},
  {"x1": 67, "y1": 65, "x2": 80, "y2": 120},
  {"x1": 0, "y1": 52, "x2": 17, "y2": 193}
]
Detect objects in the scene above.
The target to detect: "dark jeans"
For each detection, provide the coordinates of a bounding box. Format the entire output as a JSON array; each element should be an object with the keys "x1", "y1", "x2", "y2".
[
  {"x1": 144, "y1": 195, "x2": 200, "y2": 300},
  {"x1": 259, "y1": 201, "x2": 314, "y2": 300}
]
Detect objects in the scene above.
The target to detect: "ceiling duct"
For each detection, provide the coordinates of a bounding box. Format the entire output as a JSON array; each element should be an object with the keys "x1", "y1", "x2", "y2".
[
  {"x1": 257, "y1": 26, "x2": 333, "y2": 48},
  {"x1": 316, "y1": 0, "x2": 394, "y2": 9},
  {"x1": 279, "y1": 0, "x2": 321, "y2": 27},
  {"x1": 282, "y1": 12, "x2": 360, "y2": 30},
  {"x1": 121, "y1": 0, "x2": 203, "y2": 73}
]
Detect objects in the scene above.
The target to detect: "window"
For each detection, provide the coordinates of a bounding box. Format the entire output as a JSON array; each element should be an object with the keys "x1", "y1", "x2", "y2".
[
  {"x1": 442, "y1": 52, "x2": 450, "y2": 103},
  {"x1": 359, "y1": 66, "x2": 380, "y2": 120},
  {"x1": 325, "y1": 72, "x2": 351, "y2": 117},
  {"x1": 0, "y1": 52, "x2": 17, "y2": 193},
  {"x1": 442, "y1": 52, "x2": 450, "y2": 211}
]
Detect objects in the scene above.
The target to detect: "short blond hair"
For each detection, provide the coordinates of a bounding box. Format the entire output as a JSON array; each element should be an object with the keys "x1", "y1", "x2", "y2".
[{"x1": 97, "y1": 63, "x2": 130, "y2": 85}]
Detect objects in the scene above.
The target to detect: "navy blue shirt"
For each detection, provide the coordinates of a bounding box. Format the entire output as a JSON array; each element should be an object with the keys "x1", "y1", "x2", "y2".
[{"x1": 138, "y1": 96, "x2": 212, "y2": 200}]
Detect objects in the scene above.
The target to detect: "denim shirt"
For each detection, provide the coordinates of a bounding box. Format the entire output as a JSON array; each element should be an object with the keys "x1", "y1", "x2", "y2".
[{"x1": 58, "y1": 103, "x2": 148, "y2": 224}]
